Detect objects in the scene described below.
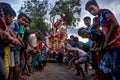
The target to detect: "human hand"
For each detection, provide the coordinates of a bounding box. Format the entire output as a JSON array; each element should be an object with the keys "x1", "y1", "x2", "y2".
[
  {"x1": 103, "y1": 42, "x2": 108, "y2": 49},
  {"x1": 12, "y1": 39, "x2": 23, "y2": 46}
]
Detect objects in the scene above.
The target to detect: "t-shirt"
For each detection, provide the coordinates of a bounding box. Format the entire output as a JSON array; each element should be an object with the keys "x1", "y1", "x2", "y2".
[
  {"x1": 29, "y1": 33, "x2": 37, "y2": 48},
  {"x1": 89, "y1": 26, "x2": 104, "y2": 42},
  {"x1": 32, "y1": 53, "x2": 43, "y2": 67},
  {"x1": 18, "y1": 25, "x2": 25, "y2": 38},
  {"x1": 99, "y1": 9, "x2": 120, "y2": 49},
  {"x1": 8, "y1": 22, "x2": 19, "y2": 51},
  {"x1": 83, "y1": 40, "x2": 92, "y2": 52},
  {"x1": 70, "y1": 41, "x2": 76, "y2": 47}
]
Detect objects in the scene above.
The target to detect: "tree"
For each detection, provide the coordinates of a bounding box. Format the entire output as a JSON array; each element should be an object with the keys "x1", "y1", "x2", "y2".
[
  {"x1": 49, "y1": 0, "x2": 81, "y2": 27},
  {"x1": 19, "y1": 0, "x2": 49, "y2": 39}
]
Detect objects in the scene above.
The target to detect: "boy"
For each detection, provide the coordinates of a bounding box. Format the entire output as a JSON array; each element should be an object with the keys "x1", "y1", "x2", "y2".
[
  {"x1": 66, "y1": 47, "x2": 90, "y2": 80},
  {"x1": 13, "y1": 12, "x2": 29, "y2": 80},
  {"x1": 89, "y1": 17, "x2": 105, "y2": 80},
  {"x1": 83, "y1": 16, "x2": 92, "y2": 31},
  {"x1": 0, "y1": 3, "x2": 22, "y2": 80},
  {"x1": 85, "y1": 0, "x2": 120, "y2": 80},
  {"x1": 78, "y1": 17, "x2": 105, "y2": 80},
  {"x1": 83, "y1": 16, "x2": 93, "y2": 74}
]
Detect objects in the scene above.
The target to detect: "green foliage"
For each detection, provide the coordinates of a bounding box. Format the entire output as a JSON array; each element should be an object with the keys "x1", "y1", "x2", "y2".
[
  {"x1": 49, "y1": 0, "x2": 81, "y2": 27},
  {"x1": 19, "y1": 0, "x2": 49, "y2": 40}
]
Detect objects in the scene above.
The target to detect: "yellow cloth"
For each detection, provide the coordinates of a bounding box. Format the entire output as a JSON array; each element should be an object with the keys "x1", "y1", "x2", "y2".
[{"x1": 4, "y1": 46, "x2": 10, "y2": 78}]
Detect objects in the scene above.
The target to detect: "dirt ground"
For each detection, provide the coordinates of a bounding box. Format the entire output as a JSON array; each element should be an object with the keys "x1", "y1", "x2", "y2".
[{"x1": 27, "y1": 63, "x2": 95, "y2": 80}]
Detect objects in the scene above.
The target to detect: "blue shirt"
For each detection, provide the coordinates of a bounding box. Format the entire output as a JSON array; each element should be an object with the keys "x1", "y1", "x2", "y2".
[{"x1": 11, "y1": 22, "x2": 19, "y2": 51}]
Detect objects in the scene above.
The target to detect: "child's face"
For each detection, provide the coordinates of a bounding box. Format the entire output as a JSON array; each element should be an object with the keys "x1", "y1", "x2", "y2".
[
  {"x1": 42, "y1": 50, "x2": 45, "y2": 53},
  {"x1": 81, "y1": 29, "x2": 89, "y2": 38},
  {"x1": 5, "y1": 15, "x2": 14, "y2": 25},
  {"x1": 84, "y1": 19, "x2": 91, "y2": 26},
  {"x1": 24, "y1": 20, "x2": 30, "y2": 28},
  {"x1": 18, "y1": 16, "x2": 27, "y2": 25},
  {"x1": 93, "y1": 21, "x2": 98, "y2": 27},
  {"x1": 87, "y1": 5, "x2": 99, "y2": 16}
]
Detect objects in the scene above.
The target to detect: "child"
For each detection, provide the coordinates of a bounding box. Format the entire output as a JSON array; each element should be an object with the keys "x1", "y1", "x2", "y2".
[
  {"x1": 14, "y1": 12, "x2": 28, "y2": 80},
  {"x1": 83, "y1": 16, "x2": 92, "y2": 31},
  {"x1": 90, "y1": 17, "x2": 105, "y2": 80},
  {"x1": 0, "y1": 3, "x2": 22, "y2": 80},
  {"x1": 66, "y1": 47, "x2": 90, "y2": 80},
  {"x1": 32, "y1": 49, "x2": 46, "y2": 71},
  {"x1": 85, "y1": 0, "x2": 120, "y2": 80},
  {"x1": 78, "y1": 16, "x2": 105, "y2": 80}
]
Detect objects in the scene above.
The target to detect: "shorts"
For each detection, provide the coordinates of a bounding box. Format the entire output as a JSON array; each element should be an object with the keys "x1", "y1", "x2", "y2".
[
  {"x1": 100, "y1": 47, "x2": 120, "y2": 79},
  {"x1": 14, "y1": 51, "x2": 20, "y2": 65},
  {"x1": 9, "y1": 51, "x2": 15, "y2": 67},
  {"x1": 100, "y1": 51, "x2": 112, "y2": 73},
  {"x1": 78, "y1": 55, "x2": 90, "y2": 64}
]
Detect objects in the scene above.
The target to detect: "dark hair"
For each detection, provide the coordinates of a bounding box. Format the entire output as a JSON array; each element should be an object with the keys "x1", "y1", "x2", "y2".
[
  {"x1": 70, "y1": 35, "x2": 74, "y2": 38},
  {"x1": 27, "y1": 17, "x2": 32, "y2": 22},
  {"x1": 73, "y1": 36, "x2": 79, "y2": 42},
  {"x1": 0, "y1": 2, "x2": 16, "y2": 17},
  {"x1": 78, "y1": 27, "x2": 85, "y2": 36},
  {"x1": 17, "y1": 12, "x2": 27, "y2": 19},
  {"x1": 83, "y1": 16, "x2": 91, "y2": 21},
  {"x1": 4, "y1": 6, "x2": 16, "y2": 17},
  {"x1": 0, "y1": 2, "x2": 11, "y2": 8},
  {"x1": 93, "y1": 17, "x2": 98, "y2": 22},
  {"x1": 85, "y1": 0, "x2": 98, "y2": 10}
]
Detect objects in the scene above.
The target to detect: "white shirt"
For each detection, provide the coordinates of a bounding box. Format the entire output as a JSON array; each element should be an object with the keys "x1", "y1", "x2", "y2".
[{"x1": 29, "y1": 33, "x2": 37, "y2": 48}]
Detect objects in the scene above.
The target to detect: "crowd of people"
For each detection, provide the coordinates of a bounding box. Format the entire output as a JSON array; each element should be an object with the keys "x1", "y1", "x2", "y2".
[
  {"x1": 55, "y1": 0, "x2": 120, "y2": 80},
  {"x1": 84, "y1": 0, "x2": 120, "y2": 80},
  {"x1": 57, "y1": 1, "x2": 120, "y2": 80},
  {"x1": 0, "y1": 2, "x2": 47, "y2": 80},
  {"x1": 0, "y1": 0, "x2": 120, "y2": 80}
]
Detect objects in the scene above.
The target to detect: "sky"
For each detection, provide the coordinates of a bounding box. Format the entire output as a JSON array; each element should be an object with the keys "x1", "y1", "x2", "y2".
[
  {"x1": 79, "y1": 0, "x2": 120, "y2": 27},
  {"x1": 1, "y1": 0, "x2": 120, "y2": 24},
  {"x1": 0, "y1": 0, "x2": 120, "y2": 42}
]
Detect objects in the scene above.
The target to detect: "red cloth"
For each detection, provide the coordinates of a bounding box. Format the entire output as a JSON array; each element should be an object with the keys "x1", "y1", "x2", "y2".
[
  {"x1": 38, "y1": 41, "x2": 43, "y2": 49},
  {"x1": 98, "y1": 9, "x2": 120, "y2": 49},
  {"x1": 61, "y1": 15, "x2": 67, "y2": 25}
]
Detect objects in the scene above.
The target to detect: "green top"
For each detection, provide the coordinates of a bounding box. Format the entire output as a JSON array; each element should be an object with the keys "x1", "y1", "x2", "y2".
[
  {"x1": 17, "y1": 25, "x2": 25, "y2": 50},
  {"x1": 18, "y1": 25, "x2": 25, "y2": 38},
  {"x1": 32, "y1": 52, "x2": 43, "y2": 67}
]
